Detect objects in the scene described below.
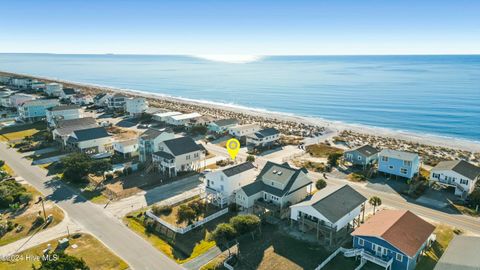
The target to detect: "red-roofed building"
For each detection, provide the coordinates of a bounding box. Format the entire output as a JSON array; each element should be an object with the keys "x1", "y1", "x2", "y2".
[{"x1": 351, "y1": 210, "x2": 435, "y2": 270}]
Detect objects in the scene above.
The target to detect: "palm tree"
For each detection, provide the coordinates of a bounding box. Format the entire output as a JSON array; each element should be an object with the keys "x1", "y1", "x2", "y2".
[{"x1": 369, "y1": 196, "x2": 382, "y2": 215}]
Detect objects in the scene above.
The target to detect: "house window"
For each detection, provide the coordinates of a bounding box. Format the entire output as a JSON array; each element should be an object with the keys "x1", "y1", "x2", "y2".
[
  {"x1": 396, "y1": 253, "x2": 403, "y2": 262},
  {"x1": 432, "y1": 173, "x2": 440, "y2": 179},
  {"x1": 389, "y1": 165, "x2": 394, "y2": 170},
  {"x1": 400, "y1": 168, "x2": 408, "y2": 174},
  {"x1": 460, "y1": 179, "x2": 469, "y2": 185},
  {"x1": 346, "y1": 153, "x2": 353, "y2": 159},
  {"x1": 186, "y1": 155, "x2": 190, "y2": 160},
  {"x1": 194, "y1": 153, "x2": 199, "y2": 158},
  {"x1": 382, "y1": 156, "x2": 388, "y2": 162},
  {"x1": 357, "y1": 156, "x2": 362, "y2": 160},
  {"x1": 404, "y1": 160, "x2": 412, "y2": 166},
  {"x1": 358, "y1": 238, "x2": 364, "y2": 246}
]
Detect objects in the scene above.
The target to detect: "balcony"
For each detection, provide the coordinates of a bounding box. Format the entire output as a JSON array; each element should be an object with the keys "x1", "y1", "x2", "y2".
[{"x1": 255, "y1": 198, "x2": 281, "y2": 212}]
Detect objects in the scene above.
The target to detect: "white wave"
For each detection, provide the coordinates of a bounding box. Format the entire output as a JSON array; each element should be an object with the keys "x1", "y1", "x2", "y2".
[{"x1": 192, "y1": 54, "x2": 263, "y2": 63}]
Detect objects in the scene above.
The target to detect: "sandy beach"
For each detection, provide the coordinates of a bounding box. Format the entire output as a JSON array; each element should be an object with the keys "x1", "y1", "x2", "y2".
[{"x1": 1, "y1": 70, "x2": 479, "y2": 160}]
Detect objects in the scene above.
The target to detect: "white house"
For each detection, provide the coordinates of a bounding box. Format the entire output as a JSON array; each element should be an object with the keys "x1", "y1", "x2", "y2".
[
  {"x1": 94, "y1": 93, "x2": 112, "y2": 107},
  {"x1": 46, "y1": 105, "x2": 82, "y2": 127},
  {"x1": 246, "y1": 127, "x2": 280, "y2": 148},
  {"x1": 52, "y1": 117, "x2": 98, "y2": 148},
  {"x1": 107, "y1": 94, "x2": 127, "y2": 110},
  {"x1": 11, "y1": 77, "x2": 36, "y2": 89},
  {"x1": 165, "y1": 113, "x2": 202, "y2": 126},
  {"x1": 60, "y1": 88, "x2": 77, "y2": 100},
  {"x1": 430, "y1": 160, "x2": 480, "y2": 198},
  {"x1": 31, "y1": 81, "x2": 46, "y2": 90},
  {"x1": 152, "y1": 136, "x2": 206, "y2": 177},
  {"x1": 235, "y1": 161, "x2": 313, "y2": 213},
  {"x1": 228, "y1": 124, "x2": 261, "y2": 138},
  {"x1": 18, "y1": 99, "x2": 60, "y2": 122},
  {"x1": 66, "y1": 126, "x2": 113, "y2": 154},
  {"x1": 290, "y1": 185, "x2": 366, "y2": 234},
  {"x1": 9, "y1": 93, "x2": 36, "y2": 108},
  {"x1": 125, "y1": 97, "x2": 148, "y2": 117},
  {"x1": 138, "y1": 128, "x2": 175, "y2": 163},
  {"x1": 113, "y1": 138, "x2": 139, "y2": 158},
  {"x1": 204, "y1": 162, "x2": 258, "y2": 207},
  {"x1": 207, "y1": 118, "x2": 239, "y2": 134},
  {"x1": 70, "y1": 94, "x2": 94, "y2": 105},
  {"x1": 44, "y1": 83, "x2": 63, "y2": 97},
  {"x1": 152, "y1": 111, "x2": 182, "y2": 122}
]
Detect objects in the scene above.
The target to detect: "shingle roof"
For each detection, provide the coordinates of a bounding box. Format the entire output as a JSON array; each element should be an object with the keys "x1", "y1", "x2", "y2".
[
  {"x1": 22, "y1": 99, "x2": 59, "y2": 106},
  {"x1": 352, "y1": 210, "x2": 435, "y2": 257},
  {"x1": 251, "y1": 128, "x2": 279, "y2": 139},
  {"x1": 140, "y1": 128, "x2": 169, "y2": 140},
  {"x1": 241, "y1": 161, "x2": 310, "y2": 197},
  {"x1": 62, "y1": 88, "x2": 76, "y2": 95},
  {"x1": 69, "y1": 127, "x2": 110, "y2": 142},
  {"x1": 294, "y1": 185, "x2": 366, "y2": 224},
  {"x1": 47, "y1": 105, "x2": 80, "y2": 111},
  {"x1": 163, "y1": 136, "x2": 204, "y2": 156},
  {"x1": 348, "y1": 145, "x2": 380, "y2": 157},
  {"x1": 212, "y1": 118, "x2": 239, "y2": 127},
  {"x1": 153, "y1": 150, "x2": 175, "y2": 160},
  {"x1": 223, "y1": 162, "x2": 255, "y2": 177},
  {"x1": 55, "y1": 117, "x2": 98, "y2": 136},
  {"x1": 433, "y1": 160, "x2": 480, "y2": 180},
  {"x1": 434, "y1": 236, "x2": 480, "y2": 270},
  {"x1": 379, "y1": 149, "x2": 418, "y2": 162}
]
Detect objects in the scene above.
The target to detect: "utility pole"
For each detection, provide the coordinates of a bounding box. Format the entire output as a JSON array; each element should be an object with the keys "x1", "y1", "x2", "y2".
[{"x1": 36, "y1": 196, "x2": 47, "y2": 220}]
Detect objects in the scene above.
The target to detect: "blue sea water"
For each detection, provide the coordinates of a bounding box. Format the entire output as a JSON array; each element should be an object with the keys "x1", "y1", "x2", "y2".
[{"x1": 0, "y1": 54, "x2": 479, "y2": 142}]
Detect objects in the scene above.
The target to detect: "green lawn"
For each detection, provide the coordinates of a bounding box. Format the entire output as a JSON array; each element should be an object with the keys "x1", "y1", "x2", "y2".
[
  {"x1": 0, "y1": 122, "x2": 46, "y2": 142},
  {"x1": 417, "y1": 225, "x2": 456, "y2": 270},
  {"x1": 123, "y1": 209, "x2": 232, "y2": 264},
  {"x1": 0, "y1": 234, "x2": 129, "y2": 270}
]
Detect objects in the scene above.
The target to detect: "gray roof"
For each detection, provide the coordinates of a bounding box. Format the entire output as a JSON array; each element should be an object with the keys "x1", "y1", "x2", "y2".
[
  {"x1": 212, "y1": 118, "x2": 239, "y2": 127},
  {"x1": 433, "y1": 160, "x2": 480, "y2": 180},
  {"x1": 251, "y1": 127, "x2": 279, "y2": 139},
  {"x1": 163, "y1": 136, "x2": 204, "y2": 156},
  {"x1": 379, "y1": 149, "x2": 418, "y2": 161},
  {"x1": 94, "y1": 93, "x2": 107, "y2": 100},
  {"x1": 241, "y1": 161, "x2": 309, "y2": 197},
  {"x1": 68, "y1": 127, "x2": 110, "y2": 142},
  {"x1": 434, "y1": 236, "x2": 480, "y2": 270},
  {"x1": 307, "y1": 185, "x2": 366, "y2": 223},
  {"x1": 62, "y1": 88, "x2": 76, "y2": 95},
  {"x1": 55, "y1": 117, "x2": 98, "y2": 136},
  {"x1": 140, "y1": 128, "x2": 169, "y2": 140},
  {"x1": 348, "y1": 145, "x2": 380, "y2": 157},
  {"x1": 153, "y1": 151, "x2": 175, "y2": 160},
  {"x1": 22, "y1": 99, "x2": 59, "y2": 106},
  {"x1": 223, "y1": 162, "x2": 255, "y2": 177},
  {"x1": 47, "y1": 105, "x2": 80, "y2": 111}
]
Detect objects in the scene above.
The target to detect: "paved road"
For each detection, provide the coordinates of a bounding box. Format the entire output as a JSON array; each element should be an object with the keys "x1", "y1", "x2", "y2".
[{"x1": 0, "y1": 143, "x2": 183, "y2": 270}]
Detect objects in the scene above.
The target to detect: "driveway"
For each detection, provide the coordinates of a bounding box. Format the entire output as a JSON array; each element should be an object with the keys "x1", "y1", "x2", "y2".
[{"x1": 0, "y1": 142, "x2": 184, "y2": 270}]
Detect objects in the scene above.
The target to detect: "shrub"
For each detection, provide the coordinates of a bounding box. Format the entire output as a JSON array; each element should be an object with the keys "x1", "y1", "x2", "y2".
[
  {"x1": 0, "y1": 179, "x2": 29, "y2": 209},
  {"x1": 327, "y1": 153, "x2": 342, "y2": 167},
  {"x1": 188, "y1": 200, "x2": 206, "y2": 217},
  {"x1": 229, "y1": 215, "x2": 260, "y2": 235},
  {"x1": 152, "y1": 205, "x2": 173, "y2": 216},
  {"x1": 0, "y1": 160, "x2": 4, "y2": 167},
  {"x1": 209, "y1": 223, "x2": 237, "y2": 244},
  {"x1": 19, "y1": 192, "x2": 33, "y2": 205},
  {"x1": 315, "y1": 179, "x2": 327, "y2": 190},
  {"x1": 176, "y1": 205, "x2": 197, "y2": 225},
  {"x1": 33, "y1": 251, "x2": 90, "y2": 270},
  {"x1": 246, "y1": 155, "x2": 255, "y2": 162}
]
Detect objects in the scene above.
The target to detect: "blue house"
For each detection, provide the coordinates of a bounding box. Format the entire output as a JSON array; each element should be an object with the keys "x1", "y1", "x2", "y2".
[
  {"x1": 378, "y1": 149, "x2": 420, "y2": 179},
  {"x1": 352, "y1": 210, "x2": 435, "y2": 270},
  {"x1": 344, "y1": 144, "x2": 379, "y2": 167}
]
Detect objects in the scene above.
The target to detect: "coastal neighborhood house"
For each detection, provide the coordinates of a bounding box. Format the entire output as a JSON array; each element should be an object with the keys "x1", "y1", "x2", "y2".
[
  {"x1": 207, "y1": 118, "x2": 239, "y2": 134},
  {"x1": 236, "y1": 161, "x2": 313, "y2": 215},
  {"x1": 344, "y1": 144, "x2": 380, "y2": 167},
  {"x1": 152, "y1": 136, "x2": 206, "y2": 177},
  {"x1": 113, "y1": 138, "x2": 139, "y2": 158},
  {"x1": 228, "y1": 123, "x2": 261, "y2": 138},
  {"x1": 165, "y1": 112, "x2": 202, "y2": 126},
  {"x1": 107, "y1": 94, "x2": 127, "y2": 110},
  {"x1": 44, "y1": 83, "x2": 63, "y2": 97},
  {"x1": 70, "y1": 94, "x2": 94, "y2": 105},
  {"x1": 9, "y1": 93, "x2": 36, "y2": 108},
  {"x1": 18, "y1": 99, "x2": 60, "y2": 122},
  {"x1": 204, "y1": 162, "x2": 258, "y2": 207},
  {"x1": 52, "y1": 117, "x2": 98, "y2": 148},
  {"x1": 60, "y1": 87, "x2": 77, "y2": 100},
  {"x1": 66, "y1": 126, "x2": 113, "y2": 154},
  {"x1": 94, "y1": 93, "x2": 111, "y2": 107},
  {"x1": 290, "y1": 184, "x2": 366, "y2": 245},
  {"x1": 125, "y1": 97, "x2": 148, "y2": 117},
  {"x1": 152, "y1": 111, "x2": 181, "y2": 122},
  {"x1": 138, "y1": 128, "x2": 175, "y2": 163},
  {"x1": 351, "y1": 209, "x2": 435, "y2": 270},
  {"x1": 430, "y1": 160, "x2": 480, "y2": 198},
  {"x1": 46, "y1": 105, "x2": 82, "y2": 127},
  {"x1": 434, "y1": 235, "x2": 480, "y2": 270},
  {"x1": 246, "y1": 127, "x2": 280, "y2": 148},
  {"x1": 378, "y1": 149, "x2": 420, "y2": 179}
]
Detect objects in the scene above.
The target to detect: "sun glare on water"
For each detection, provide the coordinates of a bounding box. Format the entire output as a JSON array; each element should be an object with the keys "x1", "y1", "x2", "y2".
[{"x1": 194, "y1": 54, "x2": 262, "y2": 63}]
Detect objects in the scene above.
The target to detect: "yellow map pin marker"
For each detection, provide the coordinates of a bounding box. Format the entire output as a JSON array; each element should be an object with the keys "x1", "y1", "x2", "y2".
[{"x1": 226, "y1": 138, "x2": 240, "y2": 160}]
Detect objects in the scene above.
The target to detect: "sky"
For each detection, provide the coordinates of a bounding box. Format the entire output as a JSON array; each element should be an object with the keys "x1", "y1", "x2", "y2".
[{"x1": 0, "y1": 0, "x2": 479, "y2": 56}]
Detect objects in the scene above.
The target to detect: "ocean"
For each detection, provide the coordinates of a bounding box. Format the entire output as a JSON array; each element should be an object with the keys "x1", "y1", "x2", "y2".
[{"x1": 0, "y1": 54, "x2": 479, "y2": 142}]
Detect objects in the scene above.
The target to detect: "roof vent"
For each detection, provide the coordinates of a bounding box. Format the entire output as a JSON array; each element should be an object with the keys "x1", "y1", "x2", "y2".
[
  {"x1": 273, "y1": 170, "x2": 277, "y2": 174},
  {"x1": 277, "y1": 171, "x2": 283, "y2": 175}
]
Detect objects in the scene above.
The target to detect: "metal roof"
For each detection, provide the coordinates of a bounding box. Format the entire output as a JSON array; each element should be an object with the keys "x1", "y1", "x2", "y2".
[{"x1": 379, "y1": 149, "x2": 418, "y2": 162}]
